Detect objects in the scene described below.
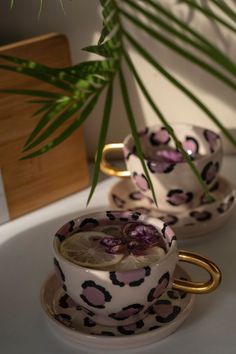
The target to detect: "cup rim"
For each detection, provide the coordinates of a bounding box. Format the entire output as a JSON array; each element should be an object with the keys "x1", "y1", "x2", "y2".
[
  {"x1": 123, "y1": 123, "x2": 222, "y2": 163},
  {"x1": 53, "y1": 211, "x2": 177, "y2": 273}
]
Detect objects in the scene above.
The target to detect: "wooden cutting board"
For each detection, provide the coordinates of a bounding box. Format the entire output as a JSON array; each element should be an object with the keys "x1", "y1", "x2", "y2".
[{"x1": 0, "y1": 33, "x2": 89, "y2": 222}]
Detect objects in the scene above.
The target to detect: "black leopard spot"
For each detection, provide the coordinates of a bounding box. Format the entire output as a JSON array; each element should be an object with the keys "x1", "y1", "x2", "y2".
[
  {"x1": 201, "y1": 161, "x2": 219, "y2": 185},
  {"x1": 112, "y1": 194, "x2": 126, "y2": 208},
  {"x1": 80, "y1": 280, "x2": 112, "y2": 308},
  {"x1": 59, "y1": 294, "x2": 70, "y2": 308},
  {"x1": 190, "y1": 210, "x2": 212, "y2": 221},
  {"x1": 217, "y1": 196, "x2": 235, "y2": 214},
  {"x1": 84, "y1": 317, "x2": 96, "y2": 327},
  {"x1": 109, "y1": 266, "x2": 151, "y2": 287},
  {"x1": 149, "y1": 325, "x2": 161, "y2": 331},
  {"x1": 55, "y1": 233, "x2": 66, "y2": 242},
  {"x1": 159, "y1": 215, "x2": 178, "y2": 226},
  {"x1": 79, "y1": 218, "x2": 99, "y2": 229},
  {"x1": 54, "y1": 313, "x2": 72, "y2": 327},
  {"x1": 109, "y1": 304, "x2": 144, "y2": 321},
  {"x1": 154, "y1": 300, "x2": 181, "y2": 323},
  {"x1": 167, "y1": 189, "x2": 193, "y2": 206},
  {"x1": 54, "y1": 258, "x2": 65, "y2": 283},
  {"x1": 147, "y1": 272, "x2": 170, "y2": 302},
  {"x1": 100, "y1": 331, "x2": 115, "y2": 336}
]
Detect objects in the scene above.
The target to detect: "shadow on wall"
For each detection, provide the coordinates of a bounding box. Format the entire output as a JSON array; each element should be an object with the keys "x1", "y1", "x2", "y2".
[
  {"x1": 120, "y1": 1, "x2": 236, "y2": 140},
  {"x1": 125, "y1": 0, "x2": 236, "y2": 110}
]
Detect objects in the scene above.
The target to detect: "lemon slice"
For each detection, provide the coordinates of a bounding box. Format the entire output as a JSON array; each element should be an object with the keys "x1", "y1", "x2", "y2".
[
  {"x1": 60, "y1": 231, "x2": 124, "y2": 269},
  {"x1": 96, "y1": 225, "x2": 122, "y2": 237},
  {"x1": 115, "y1": 246, "x2": 166, "y2": 271}
]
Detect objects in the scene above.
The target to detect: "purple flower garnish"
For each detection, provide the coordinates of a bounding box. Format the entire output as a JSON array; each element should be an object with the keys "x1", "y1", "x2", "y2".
[
  {"x1": 100, "y1": 222, "x2": 166, "y2": 256},
  {"x1": 100, "y1": 237, "x2": 127, "y2": 255}
]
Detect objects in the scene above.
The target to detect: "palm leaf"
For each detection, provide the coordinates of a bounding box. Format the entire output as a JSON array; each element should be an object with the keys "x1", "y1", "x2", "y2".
[
  {"x1": 87, "y1": 82, "x2": 113, "y2": 205},
  {"x1": 0, "y1": 63, "x2": 73, "y2": 92},
  {"x1": 21, "y1": 93, "x2": 99, "y2": 159},
  {"x1": 0, "y1": 54, "x2": 110, "y2": 88},
  {"x1": 32, "y1": 101, "x2": 54, "y2": 117},
  {"x1": 119, "y1": 67, "x2": 157, "y2": 206},
  {"x1": 23, "y1": 100, "x2": 87, "y2": 151},
  {"x1": 64, "y1": 60, "x2": 118, "y2": 79},
  {"x1": 0, "y1": 88, "x2": 62, "y2": 99},
  {"x1": 24, "y1": 98, "x2": 71, "y2": 147},
  {"x1": 84, "y1": 39, "x2": 122, "y2": 59},
  {"x1": 98, "y1": 25, "x2": 109, "y2": 46}
]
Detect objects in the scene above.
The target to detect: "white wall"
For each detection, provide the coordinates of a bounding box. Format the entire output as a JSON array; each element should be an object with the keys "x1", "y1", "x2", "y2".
[{"x1": 1, "y1": 0, "x2": 235, "y2": 157}]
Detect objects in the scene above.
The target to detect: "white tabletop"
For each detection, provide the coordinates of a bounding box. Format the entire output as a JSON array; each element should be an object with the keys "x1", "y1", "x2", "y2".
[{"x1": 0, "y1": 156, "x2": 236, "y2": 354}]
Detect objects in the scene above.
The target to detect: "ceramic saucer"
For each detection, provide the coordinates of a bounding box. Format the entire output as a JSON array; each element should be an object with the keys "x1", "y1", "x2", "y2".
[
  {"x1": 108, "y1": 176, "x2": 236, "y2": 239},
  {"x1": 41, "y1": 267, "x2": 194, "y2": 350}
]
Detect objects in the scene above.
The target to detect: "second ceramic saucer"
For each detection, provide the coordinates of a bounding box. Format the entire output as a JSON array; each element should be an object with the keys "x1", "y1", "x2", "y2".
[
  {"x1": 41, "y1": 267, "x2": 194, "y2": 350},
  {"x1": 108, "y1": 176, "x2": 235, "y2": 239}
]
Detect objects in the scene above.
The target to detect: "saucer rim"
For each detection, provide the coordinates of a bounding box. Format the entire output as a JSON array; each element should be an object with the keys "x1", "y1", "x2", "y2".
[
  {"x1": 40, "y1": 268, "x2": 195, "y2": 349},
  {"x1": 108, "y1": 176, "x2": 236, "y2": 239}
]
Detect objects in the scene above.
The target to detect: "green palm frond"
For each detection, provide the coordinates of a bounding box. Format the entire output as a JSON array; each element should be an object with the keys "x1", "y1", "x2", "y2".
[
  {"x1": 21, "y1": 93, "x2": 100, "y2": 159},
  {"x1": 119, "y1": 67, "x2": 158, "y2": 206},
  {"x1": 1, "y1": 0, "x2": 236, "y2": 204},
  {"x1": 87, "y1": 82, "x2": 114, "y2": 205}
]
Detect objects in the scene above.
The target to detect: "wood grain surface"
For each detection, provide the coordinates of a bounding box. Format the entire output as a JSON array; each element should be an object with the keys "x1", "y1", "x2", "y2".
[{"x1": 0, "y1": 33, "x2": 89, "y2": 219}]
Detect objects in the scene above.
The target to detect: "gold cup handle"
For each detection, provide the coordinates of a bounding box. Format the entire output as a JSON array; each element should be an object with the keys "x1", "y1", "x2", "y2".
[
  {"x1": 173, "y1": 250, "x2": 222, "y2": 294},
  {"x1": 100, "y1": 143, "x2": 131, "y2": 178}
]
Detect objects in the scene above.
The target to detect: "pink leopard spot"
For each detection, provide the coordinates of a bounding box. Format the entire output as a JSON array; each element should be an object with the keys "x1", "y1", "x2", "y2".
[
  {"x1": 116, "y1": 268, "x2": 146, "y2": 284},
  {"x1": 155, "y1": 304, "x2": 173, "y2": 317},
  {"x1": 133, "y1": 173, "x2": 150, "y2": 192},
  {"x1": 83, "y1": 288, "x2": 105, "y2": 306},
  {"x1": 153, "y1": 278, "x2": 169, "y2": 298}
]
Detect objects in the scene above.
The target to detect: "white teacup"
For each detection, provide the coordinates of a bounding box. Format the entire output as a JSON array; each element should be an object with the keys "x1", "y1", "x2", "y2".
[
  {"x1": 53, "y1": 210, "x2": 221, "y2": 327},
  {"x1": 101, "y1": 124, "x2": 222, "y2": 213}
]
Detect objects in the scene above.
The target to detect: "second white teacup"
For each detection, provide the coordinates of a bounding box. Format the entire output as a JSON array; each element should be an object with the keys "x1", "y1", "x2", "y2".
[{"x1": 101, "y1": 124, "x2": 222, "y2": 213}]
